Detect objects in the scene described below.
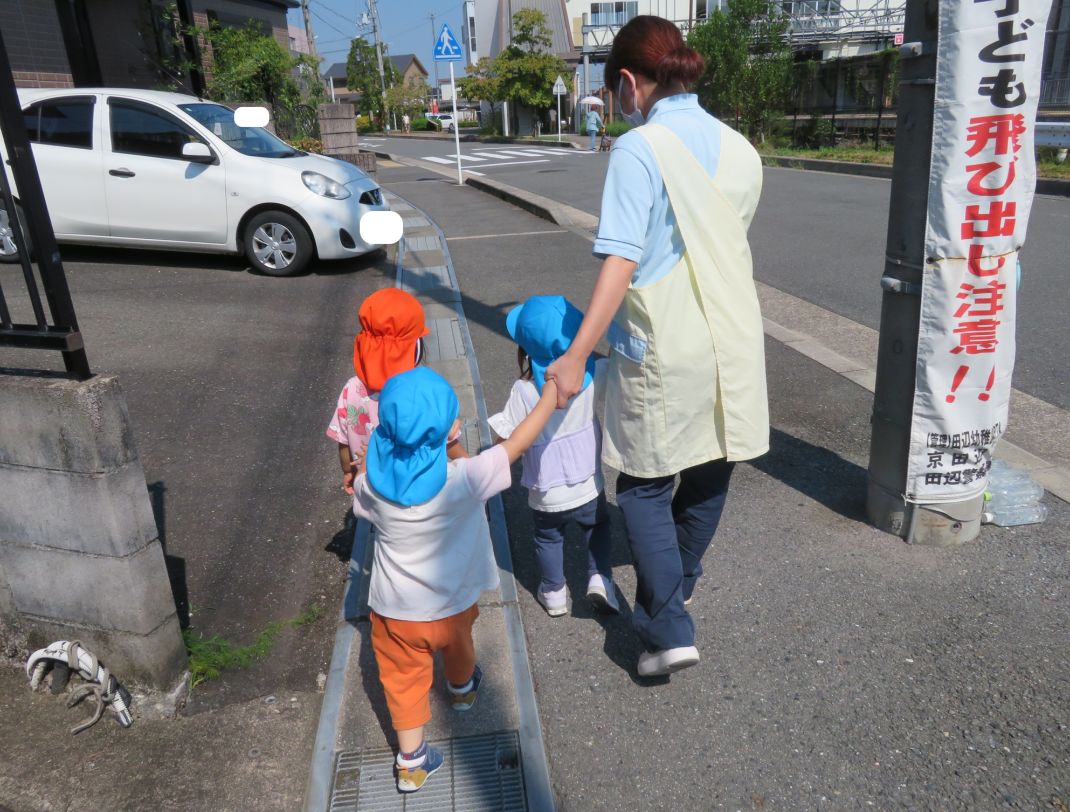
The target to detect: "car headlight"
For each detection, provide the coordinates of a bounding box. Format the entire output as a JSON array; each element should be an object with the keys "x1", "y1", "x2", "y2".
[{"x1": 302, "y1": 171, "x2": 351, "y2": 199}]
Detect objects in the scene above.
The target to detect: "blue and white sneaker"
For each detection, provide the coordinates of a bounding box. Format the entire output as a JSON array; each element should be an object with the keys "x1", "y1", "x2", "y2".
[
  {"x1": 449, "y1": 664, "x2": 482, "y2": 711},
  {"x1": 396, "y1": 744, "x2": 444, "y2": 792}
]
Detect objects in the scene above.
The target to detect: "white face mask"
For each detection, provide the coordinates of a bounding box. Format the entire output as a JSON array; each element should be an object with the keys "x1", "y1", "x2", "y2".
[{"x1": 618, "y1": 75, "x2": 646, "y2": 128}]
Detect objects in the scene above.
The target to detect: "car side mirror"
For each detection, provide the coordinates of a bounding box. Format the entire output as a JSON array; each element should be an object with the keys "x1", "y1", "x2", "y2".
[{"x1": 182, "y1": 142, "x2": 214, "y2": 163}]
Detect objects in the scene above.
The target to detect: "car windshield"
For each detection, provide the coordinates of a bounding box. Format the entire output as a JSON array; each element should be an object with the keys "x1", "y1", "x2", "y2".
[{"x1": 178, "y1": 103, "x2": 298, "y2": 157}]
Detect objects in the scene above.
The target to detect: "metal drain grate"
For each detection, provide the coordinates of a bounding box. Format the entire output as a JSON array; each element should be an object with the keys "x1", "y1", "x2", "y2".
[{"x1": 329, "y1": 733, "x2": 526, "y2": 812}]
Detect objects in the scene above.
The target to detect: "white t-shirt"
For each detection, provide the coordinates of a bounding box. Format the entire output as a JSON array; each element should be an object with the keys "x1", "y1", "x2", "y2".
[
  {"x1": 488, "y1": 358, "x2": 607, "y2": 514},
  {"x1": 351, "y1": 445, "x2": 510, "y2": 621}
]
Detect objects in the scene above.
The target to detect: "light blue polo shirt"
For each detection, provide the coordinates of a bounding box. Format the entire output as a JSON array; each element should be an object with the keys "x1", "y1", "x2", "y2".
[{"x1": 593, "y1": 94, "x2": 722, "y2": 288}]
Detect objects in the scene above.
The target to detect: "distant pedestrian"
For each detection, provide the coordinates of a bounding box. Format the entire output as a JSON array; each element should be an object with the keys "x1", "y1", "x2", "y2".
[
  {"x1": 489, "y1": 296, "x2": 618, "y2": 619},
  {"x1": 549, "y1": 107, "x2": 557, "y2": 132},
  {"x1": 585, "y1": 107, "x2": 604, "y2": 151},
  {"x1": 352, "y1": 367, "x2": 559, "y2": 792},
  {"x1": 545, "y1": 16, "x2": 767, "y2": 679},
  {"x1": 402, "y1": 112, "x2": 411, "y2": 134},
  {"x1": 327, "y1": 289, "x2": 467, "y2": 498}
]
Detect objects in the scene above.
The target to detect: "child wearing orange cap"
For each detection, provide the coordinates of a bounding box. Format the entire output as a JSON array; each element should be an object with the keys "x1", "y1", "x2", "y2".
[{"x1": 328, "y1": 288, "x2": 466, "y2": 496}]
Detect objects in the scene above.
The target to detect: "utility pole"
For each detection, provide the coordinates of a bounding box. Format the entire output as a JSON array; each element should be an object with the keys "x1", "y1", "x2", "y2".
[
  {"x1": 300, "y1": 0, "x2": 329, "y2": 96},
  {"x1": 429, "y1": 13, "x2": 441, "y2": 97},
  {"x1": 866, "y1": 0, "x2": 1048, "y2": 544},
  {"x1": 368, "y1": 0, "x2": 387, "y2": 121},
  {"x1": 866, "y1": 0, "x2": 944, "y2": 543}
]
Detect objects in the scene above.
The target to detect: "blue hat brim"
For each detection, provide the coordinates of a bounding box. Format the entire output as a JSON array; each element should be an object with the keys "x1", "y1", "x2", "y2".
[
  {"x1": 506, "y1": 305, "x2": 523, "y2": 343},
  {"x1": 529, "y1": 353, "x2": 596, "y2": 398},
  {"x1": 366, "y1": 430, "x2": 448, "y2": 506}
]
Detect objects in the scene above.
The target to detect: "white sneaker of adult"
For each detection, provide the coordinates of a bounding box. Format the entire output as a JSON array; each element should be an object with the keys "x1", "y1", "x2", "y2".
[
  {"x1": 637, "y1": 646, "x2": 700, "y2": 677},
  {"x1": 537, "y1": 585, "x2": 569, "y2": 617},
  {"x1": 586, "y1": 574, "x2": 620, "y2": 615}
]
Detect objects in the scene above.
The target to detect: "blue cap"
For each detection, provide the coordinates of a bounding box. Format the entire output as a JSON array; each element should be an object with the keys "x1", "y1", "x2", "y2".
[
  {"x1": 366, "y1": 367, "x2": 459, "y2": 506},
  {"x1": 506, "y1": 296, "x2": 595, "y2": 395}
]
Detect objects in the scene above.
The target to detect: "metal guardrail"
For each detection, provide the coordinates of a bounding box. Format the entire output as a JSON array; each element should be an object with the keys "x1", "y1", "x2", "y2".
[
  {"x1": 0, "y1": 26, "x2": 90, "y2": 379},
  {"x1": 1036, "y1": 122, "x2": 1070, "y2": 149}
]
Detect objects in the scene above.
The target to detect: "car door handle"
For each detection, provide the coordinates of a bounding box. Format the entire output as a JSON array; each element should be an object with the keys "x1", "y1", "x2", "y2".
[{"x1": 109, "y1": 168, "x2": 135, "y2": 178}]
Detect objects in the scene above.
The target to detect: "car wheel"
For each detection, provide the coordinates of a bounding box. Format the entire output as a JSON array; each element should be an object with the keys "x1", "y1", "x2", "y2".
[
  {"x1": 243, "y1": 211, "x2": 313, "y2": 277},
  {"x1": 0, "y1": 202, "x2": 32, "y2": 264}
]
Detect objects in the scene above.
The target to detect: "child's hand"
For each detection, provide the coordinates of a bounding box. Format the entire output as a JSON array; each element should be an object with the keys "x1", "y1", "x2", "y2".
[{"x1": 343, "y1": 440, "x2": 369, "y2": 494}]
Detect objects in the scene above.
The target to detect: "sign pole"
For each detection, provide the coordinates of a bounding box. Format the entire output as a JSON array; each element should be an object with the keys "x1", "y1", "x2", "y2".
[
  {"x1": 451, "y1": 60, "x2": 462, "y2": 185},
  {"x1": 556, "y1": 93, "x2": 561, "y2": 142}
]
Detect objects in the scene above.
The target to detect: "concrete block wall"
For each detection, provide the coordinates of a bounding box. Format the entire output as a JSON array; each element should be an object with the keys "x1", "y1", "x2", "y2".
[
  {"x1": 0, "y1": 373, "x2": 187, "y2": 691},
  {"x1": 318, "y1": 103, "x2": 359, "y2": 155}
]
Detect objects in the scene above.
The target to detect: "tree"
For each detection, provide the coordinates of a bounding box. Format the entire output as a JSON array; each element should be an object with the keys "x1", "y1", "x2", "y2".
[
  {"x1": 346, "y1": 38, "x2": 403, "y2": 123},
  {"x1": 199, "y1": 23, "x2": 324, "y2": 108},
  {"x1": 456, "y1": 56, "x2": 506, "y2": 133},
  {"x1": 494, "y1": 9, "x2": 571, "y2": 123},
  {"x1": 385, "y1": 80, "x2": 427, "y2": 118},
  {"x1": 688, "y1": 0, "x2": 794, "y2": 143}
]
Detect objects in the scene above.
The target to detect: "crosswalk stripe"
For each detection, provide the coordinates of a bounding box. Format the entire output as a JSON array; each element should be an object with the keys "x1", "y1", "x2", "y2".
[
  {"x1": 421, "y1": 156, "x2": 455, "y2": 164},
  {"x1": 447, "y1": 153, "x2": 488, "y2": 161},
  {"x1": 484, "y1": 150, "x2": 533, "y2": 158}
]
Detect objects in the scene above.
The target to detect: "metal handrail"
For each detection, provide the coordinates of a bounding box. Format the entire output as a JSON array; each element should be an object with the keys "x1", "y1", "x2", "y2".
[{"x1": 0, "y1": 24, "x2": 90, "y2": 379}]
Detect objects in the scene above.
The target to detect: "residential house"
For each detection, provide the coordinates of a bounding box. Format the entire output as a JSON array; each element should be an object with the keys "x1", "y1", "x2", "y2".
[
  {"x1": 389, "y1": 54, "x2": 429, "y2": 89},
  {"x1": 5, "y1": 0, "x2": 297, "y2": 94}
]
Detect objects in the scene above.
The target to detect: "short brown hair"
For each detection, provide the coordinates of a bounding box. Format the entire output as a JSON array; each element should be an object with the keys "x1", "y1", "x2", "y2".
[{"x1": 604, "y1": 16, "x2": 705, "y2": 92}]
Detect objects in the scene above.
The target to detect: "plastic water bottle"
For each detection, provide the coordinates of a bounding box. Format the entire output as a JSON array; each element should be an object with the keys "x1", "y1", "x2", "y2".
[
  {"x1": 986, "y1": 479, "x2": 1046, "y2": 507},
  {"x1": 988, "y1": 460, "x2": 1032, "y2": 484},
  {"x1": 984, "y1": 504, "x2": 1048, "y2": 527}
]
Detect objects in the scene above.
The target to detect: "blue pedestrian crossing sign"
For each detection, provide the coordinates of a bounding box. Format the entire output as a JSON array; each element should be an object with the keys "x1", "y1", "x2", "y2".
[{"x1": 433, "y1": 22, "x2": 462, "y2": 61}]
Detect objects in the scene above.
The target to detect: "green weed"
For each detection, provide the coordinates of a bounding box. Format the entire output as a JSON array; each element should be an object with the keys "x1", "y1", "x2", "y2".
[{"x1": 183, "y1": 606, "x2": 322, "y2": 689}]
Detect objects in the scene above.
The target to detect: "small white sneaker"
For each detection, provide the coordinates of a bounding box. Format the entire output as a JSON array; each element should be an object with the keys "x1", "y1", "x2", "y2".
[
  {"x1": 586, "y1": 574, "x2": 620, "y2": 615},
  {"x1": 637, "y1": 646, "x2": 700, "y2": 677},
  {"x1": 537, "y1": 585, "x2": 568, "y2": 617}
]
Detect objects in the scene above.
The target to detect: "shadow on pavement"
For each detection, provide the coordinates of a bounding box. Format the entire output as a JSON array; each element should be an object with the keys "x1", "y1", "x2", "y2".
[
  {"x1": 748, "y1": 427, "x2": 868, "y2": 522},
  {"x1": 148, "y1": 480, "x2": 190, "y2": 629}
]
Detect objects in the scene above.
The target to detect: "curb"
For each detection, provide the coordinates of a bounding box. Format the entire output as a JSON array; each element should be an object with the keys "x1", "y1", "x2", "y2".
[
  {"x1": 370, "y1": 151, "x2": 599, "y2": 231},
  {"x1": 465, "y1": 175, "x2": 599, "y2": 230},
  {"x1": 760, "y1": 154, "x2": 1070, "y2": 197},
  {"x1": 381, "y1": 133, "x2": 579, "y2": 149}
]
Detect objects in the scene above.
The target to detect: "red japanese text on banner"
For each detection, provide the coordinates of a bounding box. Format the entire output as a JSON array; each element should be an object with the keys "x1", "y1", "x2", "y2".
[{"x1": 906, "y1": 0, "x2": 1050, "y2": 503}]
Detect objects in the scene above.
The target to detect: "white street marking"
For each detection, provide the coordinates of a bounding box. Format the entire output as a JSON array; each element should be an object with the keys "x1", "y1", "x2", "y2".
[{"x1": 421, "y1": 156, "x2": 455, "y2": 164}]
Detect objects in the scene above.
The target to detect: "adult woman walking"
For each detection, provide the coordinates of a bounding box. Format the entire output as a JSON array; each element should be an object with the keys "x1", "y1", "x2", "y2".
[{"x1": 545, "y1": 16, "x2": 768, "y2": 678}]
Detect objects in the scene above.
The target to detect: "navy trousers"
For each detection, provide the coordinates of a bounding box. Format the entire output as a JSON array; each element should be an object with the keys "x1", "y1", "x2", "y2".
[
  {"x1": 616, "y1": 458, "x2": 735, "y2": 652},
  {"x1": 531, "y1": 492, "x2": 614, "y2": 593}
]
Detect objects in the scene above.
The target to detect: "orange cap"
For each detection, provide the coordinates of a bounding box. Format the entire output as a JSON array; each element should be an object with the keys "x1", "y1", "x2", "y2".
[{"x1": 353, "y1": 289, "x2": 430, "y2": 392}]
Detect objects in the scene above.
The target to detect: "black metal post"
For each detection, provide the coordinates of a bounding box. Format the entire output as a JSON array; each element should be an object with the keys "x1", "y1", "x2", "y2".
[
  {"x1": 0, "y1": 25, "x2": 90, "y2": 379},
  {"x1": 874, "y1": 50, "x2": 887, "y2": 150},
  {"x1": 176, "y1": 0, "x2": 206, "y2": 98}
]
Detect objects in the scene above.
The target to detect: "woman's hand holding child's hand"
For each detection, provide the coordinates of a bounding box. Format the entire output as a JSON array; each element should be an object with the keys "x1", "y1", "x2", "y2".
[{"x1": 342, "y1": 440, "x2": 369, "y2": 494}]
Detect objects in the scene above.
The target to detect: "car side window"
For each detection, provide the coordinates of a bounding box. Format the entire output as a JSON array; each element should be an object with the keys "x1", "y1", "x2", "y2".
[
  {"x1": 109, "y1": 99, "x2": 203, "y2": 159},
  {"x1": 23, "y1": 97, "x2": 95, "y2": 149}
]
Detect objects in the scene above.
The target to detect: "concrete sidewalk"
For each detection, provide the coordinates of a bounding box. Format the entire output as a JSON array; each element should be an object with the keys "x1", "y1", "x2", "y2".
[
  {"x1": 303, "y1": 183, "x2": 553, "y2": 812},
  {"x1": 357, "y1": 166, "x2": 1070, "y2": 812}
]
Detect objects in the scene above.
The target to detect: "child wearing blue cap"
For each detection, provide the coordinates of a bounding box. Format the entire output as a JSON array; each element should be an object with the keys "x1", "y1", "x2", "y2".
[
  {"x1": 350, "y1": 366, "x2": 559, "y2": 793},
  {"x1": 489, "y1": 295, "x2": 618, "y2": 618}
]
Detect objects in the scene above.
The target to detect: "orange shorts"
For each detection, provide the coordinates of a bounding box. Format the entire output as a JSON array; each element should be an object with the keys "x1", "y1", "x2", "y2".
[{"x1": 370, "y1": 603, "x2": 479, "y2": 731}]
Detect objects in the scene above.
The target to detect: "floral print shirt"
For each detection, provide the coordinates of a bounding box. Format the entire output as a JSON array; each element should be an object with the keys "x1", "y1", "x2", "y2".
[{"x1": 327, "y1": 376, "x2": 379, "y2": 457}]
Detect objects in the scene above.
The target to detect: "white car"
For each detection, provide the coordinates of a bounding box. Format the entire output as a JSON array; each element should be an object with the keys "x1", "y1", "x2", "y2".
[
  {"x1": 426, "y1": 113, "x2": 456, "y2": 133},
  {"x1": 1, "y1": 88, "x2": 388, "y2": 276}
]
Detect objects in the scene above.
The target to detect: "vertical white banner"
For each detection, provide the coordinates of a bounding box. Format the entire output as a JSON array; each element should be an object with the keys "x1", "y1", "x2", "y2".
[{"x1": 906, "y1": 0, "x2": 1052, "y2": 503}]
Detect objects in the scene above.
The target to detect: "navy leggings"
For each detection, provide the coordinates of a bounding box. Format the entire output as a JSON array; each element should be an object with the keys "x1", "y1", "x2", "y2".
[
  {"x1": 616, "y1": 458, "x2": 735, "y2": 652},
  {"x1": 531, "y1": 492, "x2": 614, "y2": 593}
]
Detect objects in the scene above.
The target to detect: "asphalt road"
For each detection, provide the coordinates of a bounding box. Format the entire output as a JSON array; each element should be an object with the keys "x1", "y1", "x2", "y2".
[
  {"x1": 374, "y1": 134, "x2": 1070, "y2": 410},
  {"x1": 0, "y1": 244, "x2": 391, "y2": 712},
  {"x1": 380, "y1": 165, "x2": 1070, "y2": 812}
]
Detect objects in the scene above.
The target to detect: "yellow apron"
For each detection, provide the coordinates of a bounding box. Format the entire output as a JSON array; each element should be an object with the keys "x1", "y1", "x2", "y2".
[{"x1": 601, "y1": 121, "x2": 769, "y2": 478}]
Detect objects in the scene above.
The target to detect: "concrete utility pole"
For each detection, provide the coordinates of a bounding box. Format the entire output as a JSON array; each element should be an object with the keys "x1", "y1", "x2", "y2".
[
  {"x1": 429, "y1": 13, "x2": 441, "y2": 96},
  {"x1": 368, "y1": 0, "x2": 387, "y2": 118},
  {"x1": 301, "y1": 0, "x2": 317, "y2": 63},
  {"x1": 865, "y1": 0, "x2": 949, "y2": 544}
]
